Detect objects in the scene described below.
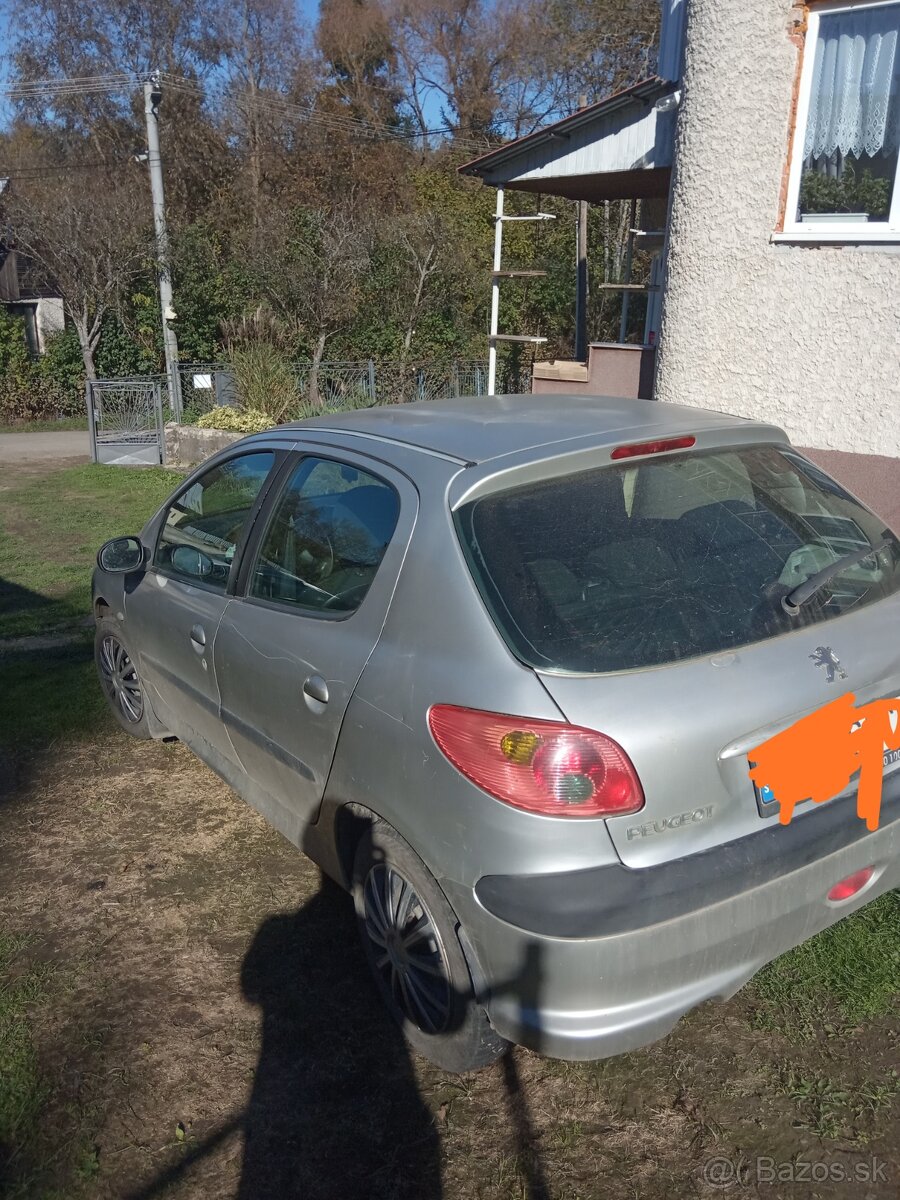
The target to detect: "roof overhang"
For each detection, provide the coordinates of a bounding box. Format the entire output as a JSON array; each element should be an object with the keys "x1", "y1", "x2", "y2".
[
  {"x1": 458, "y1": 77, "x2": 676, "y2": 203},
  {"x1": 501, "y1": 167, "x2": 671, "y2": 203}
]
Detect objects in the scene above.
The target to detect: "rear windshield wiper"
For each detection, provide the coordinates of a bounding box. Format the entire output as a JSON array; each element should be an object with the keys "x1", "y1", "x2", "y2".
[{"x1": 781, "y1": 540, "x2": 889, "y2": 615}]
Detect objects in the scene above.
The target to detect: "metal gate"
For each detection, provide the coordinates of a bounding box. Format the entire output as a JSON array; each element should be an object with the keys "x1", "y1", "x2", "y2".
[{"x1": 87, "y1": 379, "x2": 165, "y2": 466}]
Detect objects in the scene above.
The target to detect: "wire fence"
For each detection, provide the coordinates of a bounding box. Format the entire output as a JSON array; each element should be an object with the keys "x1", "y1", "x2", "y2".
[{"x1": 167, "y1": 358, "x2": 527, "y2": 423}]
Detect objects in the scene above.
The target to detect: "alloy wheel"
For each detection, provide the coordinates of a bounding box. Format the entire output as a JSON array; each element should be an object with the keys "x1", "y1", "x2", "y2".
[
  {"x1": 99, "y1": 635, "x2": 144, "y2": 723},
  {"x1": 362, "y1": 863, "x2": 452, "y2": 1034}
]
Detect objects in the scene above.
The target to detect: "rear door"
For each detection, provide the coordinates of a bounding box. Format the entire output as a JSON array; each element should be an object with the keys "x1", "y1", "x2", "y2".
[
  {"x1": 213, "y1": 448, "x2": 418, "y2": 828},
  {"x1": 454, "y1": 441, "x2": 900, "y2": 867}
]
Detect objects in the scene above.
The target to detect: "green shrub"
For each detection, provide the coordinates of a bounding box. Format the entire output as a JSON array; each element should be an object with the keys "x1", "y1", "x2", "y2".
[
  {"x1": 0, "y1": 309, "x2": 33, "y2": 384},
  {"x1": 0, "y1": 376, "x2": 76, "y2": 422},
  {"x1": 800, "y1": 163, "x2": 891, "y2": 218},
  {"x1": 0, "y1": 311, "x2": 83, "y2": 421},
  {"x1": 37, "y1": 328, "x2": 88, "y2": 407},
  {"x1": 227, "y1": 342, "x2": 301, "y2": 421},
  {"x1": 94, "y1": 315, "x2": 159, "y2": 378},
  {"x1": 195, "y1": 406, "x2": 273, "y2": 433}
]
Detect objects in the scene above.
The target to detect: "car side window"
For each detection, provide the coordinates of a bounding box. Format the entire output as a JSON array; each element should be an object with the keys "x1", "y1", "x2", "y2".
[
  {"x1": 156, "y1": 451, "x2": 276, "y2": 590},
  {"x1": 250, "y1": 456, "x2": 400, "y2": 615}
]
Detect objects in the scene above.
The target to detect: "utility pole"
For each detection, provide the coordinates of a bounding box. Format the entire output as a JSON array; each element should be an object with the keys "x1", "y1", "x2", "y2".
[
  {"x1": 143, "y1": 71, "x2": 182, "y2": 422},
  {"x1": 574, "y1": 94, "x2": 589, "y2": 363}
]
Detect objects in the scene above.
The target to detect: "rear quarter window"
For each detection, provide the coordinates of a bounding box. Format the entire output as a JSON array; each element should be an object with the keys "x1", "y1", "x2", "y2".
[{"x1": 456, "y1": 446, "x2": 900, "y2": 673}]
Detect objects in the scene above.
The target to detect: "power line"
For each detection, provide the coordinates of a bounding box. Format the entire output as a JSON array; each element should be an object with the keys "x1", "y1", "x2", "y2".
[
  {"x1": 2, "y1": 71, "x2": 491, "y2": 155},
  {"x1": 166, "y1": 73, "x2": 491, "y2": 151},
  {"x1": 6, "y1": 73, "x2": 144, "y2": 100},
  {"x1": 164, "y1": 74, "x2": 490, "y2": 153}
]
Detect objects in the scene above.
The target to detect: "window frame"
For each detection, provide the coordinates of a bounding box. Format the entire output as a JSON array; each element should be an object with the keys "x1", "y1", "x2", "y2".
[
  {"x1": 151, "y1": 447, "x2": 288, "y2": 597},
  {"x1": 778, "y1": 0, "x2": 900, "y2": 243},
  {"x1": 236, "y1": 450, "x2": 403, "y2": 622}
]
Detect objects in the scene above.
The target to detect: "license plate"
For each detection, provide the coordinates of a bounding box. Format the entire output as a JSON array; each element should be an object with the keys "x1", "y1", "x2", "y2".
[
  {"x1": 755, "y1": 747, "x2": 898, "y2": 819},
  {"x1": 754, "y1": 781, "x2": 782, "y2": 819},
  {"x1": 753, "y1": 697, "x2": 899, "y2": 820}
]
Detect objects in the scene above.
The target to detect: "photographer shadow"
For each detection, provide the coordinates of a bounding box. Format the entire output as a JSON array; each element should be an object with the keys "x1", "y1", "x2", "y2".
[
  {"x1": 124, "y1": 872, "x2": 549, "y2": 1200},
  {"x1": 238, "y1": 875, "x2": 442, "y2": 1200}
]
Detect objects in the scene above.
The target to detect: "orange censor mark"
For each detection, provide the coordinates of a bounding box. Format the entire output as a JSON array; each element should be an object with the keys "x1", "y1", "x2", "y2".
[{"x1": 747, "y1": 694, "x2": 900, "y2": 832}]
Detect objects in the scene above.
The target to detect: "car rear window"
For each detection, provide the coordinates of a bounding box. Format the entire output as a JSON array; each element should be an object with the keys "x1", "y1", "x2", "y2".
[{"x1": 455, "y1": 445, "x2": 900, "y2": 673}]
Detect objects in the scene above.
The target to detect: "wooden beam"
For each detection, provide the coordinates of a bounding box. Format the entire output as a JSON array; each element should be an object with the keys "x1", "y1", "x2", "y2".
[
  {"x1": 594, "y1": 283, "x2": 659, "y2": 292},
  {"x1": 490, "y1": 333, "x2": 548, "y2": 344}
]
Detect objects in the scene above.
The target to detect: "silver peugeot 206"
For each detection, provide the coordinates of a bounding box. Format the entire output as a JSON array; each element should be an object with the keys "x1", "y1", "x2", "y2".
[{"x1": 93, "y1": 395, "x2": 900, "y2": 1071}]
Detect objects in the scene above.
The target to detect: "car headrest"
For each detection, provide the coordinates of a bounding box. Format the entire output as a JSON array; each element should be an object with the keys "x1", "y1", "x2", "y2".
[{"x1": 332, "y1": 485, "x2": 399, "y2": 548}]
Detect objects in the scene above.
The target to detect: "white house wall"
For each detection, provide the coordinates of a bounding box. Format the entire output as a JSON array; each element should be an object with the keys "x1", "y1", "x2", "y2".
[
  {"x1": 656, "y1": 0, "x2": 900, "y2": 464},
  {"x1": 35, "y1": 297, "x2": 64, "y2": 353}
]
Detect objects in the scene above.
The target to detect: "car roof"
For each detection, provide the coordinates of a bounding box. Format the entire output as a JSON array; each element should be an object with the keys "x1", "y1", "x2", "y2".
[{"x1": 270, "y1": 394, "x2": 782, "y2": 466}]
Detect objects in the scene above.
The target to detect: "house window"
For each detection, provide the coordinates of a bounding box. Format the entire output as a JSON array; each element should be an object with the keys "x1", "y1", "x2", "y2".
[{"x1": 783, "y1": 0, "x2": 900, "y2": 240}]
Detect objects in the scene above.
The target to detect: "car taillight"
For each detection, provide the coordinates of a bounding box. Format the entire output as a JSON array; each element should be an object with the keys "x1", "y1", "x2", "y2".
[{"x1": 428, "y1": 705, "x2": 644, "y2": 818}]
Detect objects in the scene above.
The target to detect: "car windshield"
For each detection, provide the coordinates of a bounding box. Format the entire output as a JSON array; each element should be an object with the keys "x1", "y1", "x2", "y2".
[{"x1": 456, "y1": 445, "x2": 900, "y2": 673}]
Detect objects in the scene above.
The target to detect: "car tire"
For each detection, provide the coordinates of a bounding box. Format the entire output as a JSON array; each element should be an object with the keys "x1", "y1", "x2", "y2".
[
  {"x1": 94, "y1": 617, "x2": 152, "y2": 739},
  {"x1": 352, "y1": 819, "x2": 508, "y2": 1073}
]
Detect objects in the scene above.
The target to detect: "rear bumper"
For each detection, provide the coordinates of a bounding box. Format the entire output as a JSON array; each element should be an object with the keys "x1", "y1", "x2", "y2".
[
  {"x1": 446, "y1": 802, "x2": 900, "y2": 1062},
  {"x1": 475, "y1": 773, "x2": 900, "y2": 938}
]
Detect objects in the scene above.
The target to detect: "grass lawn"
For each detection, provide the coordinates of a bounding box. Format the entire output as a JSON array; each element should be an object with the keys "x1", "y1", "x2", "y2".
[
  {"x1": 0, "y1": 463, "x2": 181, "y2": 639},
  {"x1": 0, "y1": 459, "x2": 897, "y2": 1200},
  {"x1": 753, "y1": 889, "x2": 900, "y2": 1030}
]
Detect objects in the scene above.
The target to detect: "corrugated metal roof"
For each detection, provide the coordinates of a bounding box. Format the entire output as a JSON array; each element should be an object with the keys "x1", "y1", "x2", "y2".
[{"x1": 458, "y1": 78, "x2": 676, "y2": 195}]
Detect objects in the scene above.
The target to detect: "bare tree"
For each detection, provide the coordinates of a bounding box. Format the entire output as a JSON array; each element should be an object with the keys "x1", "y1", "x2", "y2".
[
  {"x1": 317, "y1": 0, "x2": 403, "y2": 127},
  {"x1": 383, "y1": 0, "x2": 659, "y2": 140},
  {"x1": 10, "y1": 0, "x2": 232, "y2": 223},
  {"x1": 5, "y1": 164, "x2": 149, "y2": 379},
  {"x1": 11, "y1": 0, "x2": 223, "y2": 84},
  {"x1": 536, "y1": 0, "x2": 661, "y2": 113},
  {"x1": 386, "y1": 0, "x2": 502, "y2": 137},
  {"x1": 247, "y1": 203, "x2": 374, "y2": 406},
  {"x1": 396, "y1": 217, "x2": 440, "y2": 363},
  {"x1": 3, "y1": 0, "x2": 662, "y2": 395},
  {"x1": 218, "y1": 0, "x2": 310, "y2": 236}
]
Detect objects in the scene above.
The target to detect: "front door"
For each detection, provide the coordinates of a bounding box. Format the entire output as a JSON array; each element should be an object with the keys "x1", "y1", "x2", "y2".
[
  {"x1": 125, "y1": 448, "x2": 279, "y2": 764},
  {"x1": 214, "y1": 450, "x2": 417, "y2": 830}
]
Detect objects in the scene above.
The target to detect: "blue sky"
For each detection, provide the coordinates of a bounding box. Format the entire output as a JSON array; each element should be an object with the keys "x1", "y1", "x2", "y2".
[
  {"x1": 0, "y1": 0, "x2": 323, "y2": 129},
  {"x1": 0, "y1": 0, "x2": 449, "y2": 139}
]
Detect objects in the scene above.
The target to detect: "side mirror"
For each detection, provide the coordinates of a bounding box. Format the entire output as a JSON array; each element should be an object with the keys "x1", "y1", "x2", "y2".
[
  {"x1": 98, "y1": 536, "x2": 145, "y2": 574},
  {"x1": 171, "y1": 545, "x2": 214, "y2": 579}
]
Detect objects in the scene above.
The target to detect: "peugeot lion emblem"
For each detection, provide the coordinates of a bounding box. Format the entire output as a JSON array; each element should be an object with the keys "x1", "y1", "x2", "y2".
[{"x1": 810, "y1": 646, "x2": 847, "y2": 684}]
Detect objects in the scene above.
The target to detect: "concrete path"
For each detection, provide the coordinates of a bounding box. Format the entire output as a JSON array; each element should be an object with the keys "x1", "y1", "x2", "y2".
[{"x1": 0, "y1": 431, "x2": 90, "y2": 462}]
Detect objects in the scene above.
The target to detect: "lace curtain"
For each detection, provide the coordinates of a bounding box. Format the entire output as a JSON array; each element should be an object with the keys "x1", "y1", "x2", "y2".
[{"x1": 803, "y1": 5, "x2": 900, "y2": 163}]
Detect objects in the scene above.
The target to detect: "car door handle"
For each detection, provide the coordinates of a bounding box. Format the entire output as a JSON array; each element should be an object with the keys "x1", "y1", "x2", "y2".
[
  {"x1": 303, "y1": 674, "x2": 329, "y2": 705},
  {"x1": 190, "y1": 624, "x2": 207, "y2": 652}
]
